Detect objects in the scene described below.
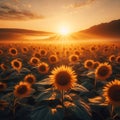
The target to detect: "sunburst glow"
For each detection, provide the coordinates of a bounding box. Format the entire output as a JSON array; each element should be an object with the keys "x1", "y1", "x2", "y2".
[{"x1": 59, "y1": 26, "x2": 70, "y2": 36}]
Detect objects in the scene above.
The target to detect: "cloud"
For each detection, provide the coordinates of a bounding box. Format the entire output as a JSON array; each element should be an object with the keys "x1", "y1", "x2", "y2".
[
  {"x1": 0, "y1": 3, "x2": 45, "y2": 20},
  {"x1": 65, "y1": 0, "x2": 96, "y2": 9}
]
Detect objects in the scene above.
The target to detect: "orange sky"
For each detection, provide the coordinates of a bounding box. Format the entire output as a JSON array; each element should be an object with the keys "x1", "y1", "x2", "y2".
[{"x1": 0, "y1": 0, "x2": 120, "y2": 33}]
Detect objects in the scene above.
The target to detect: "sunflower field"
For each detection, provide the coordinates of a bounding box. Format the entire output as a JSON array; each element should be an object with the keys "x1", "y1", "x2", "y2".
[{"x1": 0, "y1": 41, "x2": 120, "y2": 120}]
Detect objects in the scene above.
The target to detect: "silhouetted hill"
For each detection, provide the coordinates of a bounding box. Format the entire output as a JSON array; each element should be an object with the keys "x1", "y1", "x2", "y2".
[
  {"x1": 77, "y1": 19, "x2": 120, "y2": 38},
  {"x1": 0, "y1": 28, "x2": 53, "y2": 35},
  {"x1": 0, "y1": 28, "x2": 54, "y2": 41}
]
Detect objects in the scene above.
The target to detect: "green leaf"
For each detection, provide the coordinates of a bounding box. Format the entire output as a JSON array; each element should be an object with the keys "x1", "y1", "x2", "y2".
[
  {"x1": 44, "y1": 107, "x2": 64, "y2": 120},
  {"x1": 81, "y1": 81, "x2": 94, "y2": 91},
  {"x1": 64, "y1": 100, "x2": 91, "y2": 120},
  {"x1": 36, "y1": 78, "x2": 52, "y2": 86},
  {"x1": 1, "y1": 92, "x2": 14, "y2": 102},
  {"x1": 64, "y1": 94, "x2": 73, "y2": 101},
  {"x1": 71, "y1": 83, "x2": 89, "y2": 94},
  {"x1": 73, "y1": 100, "x2": 92, "y2": 120},
  {"x1": 31, "y1": 105, "x2": 64, "y2": 120},
  {"x1": 0, "y1": 69, "x2": 15, "y2": 80},
  {"x1": 89, "y1": 96, "x2": 105, "y2": 104},
  {"x1": 15, "y1": 105, "x2": 32, "y2": 120},
  {"x1": 31, "y1": 105, "x2": 49, "y2": 120},
  {"x1": 35, "y1": 88, "x2": 53, "y2": 102},
  {"x1": 87, "y1": 71, "x2": 95, "y2": 78},
  {"x1": 20, "y1": 67, "x2": 31, "y2": 74}
]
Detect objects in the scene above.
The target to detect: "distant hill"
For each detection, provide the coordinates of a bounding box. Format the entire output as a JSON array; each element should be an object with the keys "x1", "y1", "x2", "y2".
[
  {"x1": 0, "y1": 28, "x2": 54, "y2": 41},
  {"x1": 0, "y1": 28, "x2": 53, "y2": 35},
  {"x1": 75, "y1": 19, "x2": 120, "y2": 39}
]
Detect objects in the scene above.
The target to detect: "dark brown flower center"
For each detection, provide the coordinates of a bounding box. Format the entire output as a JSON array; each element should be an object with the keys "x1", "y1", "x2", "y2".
[
  {"x1": 75, "y1": 51, "x2": 79, "y2": 56},
  {"x1": 71, "y1": 56, "x2": 77, "y2": 62},
  {"x1": 104, "y1": 48, "x2": 108, "y2": 52},
  {"x1": 14, "y1": 61, "x2": 20, "y2": 68},
  {"x1": 32, "y1": 59, "x2": 38, "y2": 64},
  {"x1": 35, "y1": 53, "x2": 40, "y2": 58},
  {"x1": 27, "y1": 77, "x2": 34, "y2": 83},
  {"x1": 56, "y1": 52, "x2": 59, "y2": 55},
  {"x1": 108, "y1": 85, "x2": 120, "y2": 101},
  {"x1": 110, "y1": 56, "x2": 115, "y2": 61},
  {"x1": 39, "y1": 65, "x2": 46, "y2": 72},
  {"x1": 97, "y1": 66, "x2": 109, "y2": 76},
  {"x1": 86, "y1": 61, "x2": 93, "y2": 67},
  {"x1": 91, "y1": 47, "x2": 95, "y2": 51},
  {"x1": 66, "y1": 51, "x2": 69, "y2": 55},
  {"x1": 56, "y1": 71, "x2": 71, "y2": 86},
  {"x1": 23, "y1": 48, "x2": 27, "y2": 51},
  {"x1": 17, "y1": 85, "x2": 27, "y2": 94},
  {"x1": 50, "y1": 57, "x2": 56, "y2": 62},
  {"x1": 11, "y1": 49, "x2": 16, "y2": 54},
  {"x1": 41, "y1": 50, "x2": 45, "y2": 55}
]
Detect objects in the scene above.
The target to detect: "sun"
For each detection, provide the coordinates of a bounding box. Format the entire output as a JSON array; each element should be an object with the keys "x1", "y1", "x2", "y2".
[{"x1": 59, "y1": 26, "x2": 70, "y2": 36}]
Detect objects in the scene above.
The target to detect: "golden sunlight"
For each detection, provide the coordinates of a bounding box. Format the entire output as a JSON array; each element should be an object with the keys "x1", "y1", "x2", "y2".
[{"x1": 59, "y1": 26, "x2": 70, "y2": 36}]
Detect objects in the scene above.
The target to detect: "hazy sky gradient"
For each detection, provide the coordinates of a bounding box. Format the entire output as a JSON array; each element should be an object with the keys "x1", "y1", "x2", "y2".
[{"x1": 0, "y1": 0, "x2": 120, "y2": 32}]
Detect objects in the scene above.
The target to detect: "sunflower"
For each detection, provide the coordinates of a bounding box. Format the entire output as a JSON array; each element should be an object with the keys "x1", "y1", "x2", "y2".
[
  {"x1": 32, "y1": 47, "x2": 36, "y2": 51},
  {"x1": 38, "y1": 62, "x2": 49, "y2": 74},
  {"x1": 0, "y1": 100, "x2": 9, "y2": 111},
  {"x1": 116, "y1": 56, "x2": 120, "y2": 64},
  {"x1": 0, "y1": 82, "x2": 7, "y2": 92},
  {"x1": 0, "y1": 63, "x2": 8, "y2": 71},
  {"x1": 11, "y1": 59, "x2": 22, "y2": 72},
  {"x1": 49, "y1": 55, "x2": 58, "y2": 64},
  {"x1": 84, "y1": 59, "x2": 94, "y2": 70},
  {"x1": 69, "y1": 54, "x2": 79, "y2": 63},
  {"x1": 90, "y1": 46, "x2": 96, "y2": 52},
  {"x1": 33, "y1": 52, "x2": 41, "y2": 58},
  {"x1": 95, "y1": 63, "x2": 112, "y2": 81},
  {"x1": 29, "y1": 57, "x2": 40, "y2": 66},
  {"x1": 9, "y1": 47, "x2": 18, "y2": 56},
  {"x1": 103, "y1": 80, "x2": 120, "y2": 106},
  {"x1": 109, "y1": 55, "x2": 116, "y2": 62},
  {"x1": 40, "y1": 49, "x2": 47, "y2": 57},
  {"x1": 93, "y1": 61, "x2": 100, "y2": 69},
  {"x1": 74, "y1": 50, "x2": 80, "y2": 56},
  {"x1": 24, "y1": 74, "x2": 36, "y2": 85},
  {"x1": 21, "y1": 47, "x2": 28, "y2": 54},
  {"x1": 14, "y1": 82, "x2": 32, "y2": 99},
  {"x1": 103, "y1": 48, "x2": 109, "y2": 54},
  {"x1": 49, "y1": 65, "x2": 77, "y2": 91},
  {"x1": 56, "y1": 51, "x2": 60, "y2": 56}
]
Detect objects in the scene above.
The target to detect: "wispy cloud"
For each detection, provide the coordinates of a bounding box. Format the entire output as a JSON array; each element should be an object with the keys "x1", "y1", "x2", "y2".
[
  {"x1": 65, "y1": 0, "x2": 96, "y2": 9},
  {"x1": 0, "y1": 3, "x2": 45, "y2": 20}
]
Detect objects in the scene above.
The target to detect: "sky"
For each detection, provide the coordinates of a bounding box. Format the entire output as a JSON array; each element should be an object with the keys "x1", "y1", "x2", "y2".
[{"x1": 0, "y1": 0, "x2": 120, "y2": 33}]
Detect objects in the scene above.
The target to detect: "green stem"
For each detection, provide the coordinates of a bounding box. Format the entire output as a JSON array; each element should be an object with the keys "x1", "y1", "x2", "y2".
[
  {"x1": 94, "y1": 78, "x2": 96, "y2": 89},
  {"x1": 110, "y1": 104, "x2": 114, "y2": 117},
  {"x1": 12, "y1": 97, "x2": 19, "y2": 120},
  {"x1": 61, "y1": 90, "x2": 64, "y2": 106}
]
